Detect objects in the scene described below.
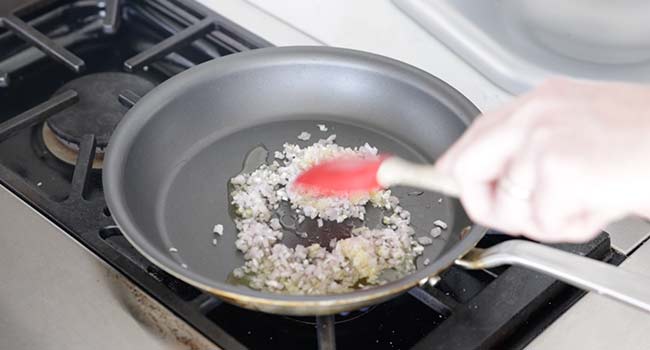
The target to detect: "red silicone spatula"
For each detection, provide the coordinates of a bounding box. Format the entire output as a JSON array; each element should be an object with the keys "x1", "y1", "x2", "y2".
[{"x1": 294, "y1": 155, "x2": 460, "y2": 196}]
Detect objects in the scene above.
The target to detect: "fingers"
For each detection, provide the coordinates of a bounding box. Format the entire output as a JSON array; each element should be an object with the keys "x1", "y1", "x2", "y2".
[
  {"x1": 446, "y1": 124, "x2": 527, "y2": 231},
  {"x1": 435, "y1": 78, "x2": 650, "y2": 243},
  {"x1": 524, "y1": 211, "x2": 606, "y2": 243},
  {"x1": 494, "y1": 126, "x2": 547, "y2": 234},
  {"x1": 457, "y1": 179, "x2": 497, "y2": 230},
  {"x1": 436, "y1": 97, "x2": 542, "y2": 233},
  {"x1": 435, "y1": 85, "x2": 600, "y2": 242},
  {"x1": 435, "y1": 97, "x2": 524, "y2": 173}
]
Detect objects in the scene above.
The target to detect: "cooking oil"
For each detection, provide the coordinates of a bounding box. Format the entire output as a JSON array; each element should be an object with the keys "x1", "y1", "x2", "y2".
[{"x1": 227, "y1": 144, "x2": 269, "y2": 220}]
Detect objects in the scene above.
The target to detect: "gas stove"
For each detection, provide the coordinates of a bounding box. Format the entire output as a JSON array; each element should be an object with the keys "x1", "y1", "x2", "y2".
[{"x1": 0, "y1": 1, "x2": 626, "y2": 349}]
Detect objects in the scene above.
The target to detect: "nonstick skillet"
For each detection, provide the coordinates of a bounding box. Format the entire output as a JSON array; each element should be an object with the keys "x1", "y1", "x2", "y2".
[{"x1": 104, "y1": 46, "x2": 650, "y2": 316}]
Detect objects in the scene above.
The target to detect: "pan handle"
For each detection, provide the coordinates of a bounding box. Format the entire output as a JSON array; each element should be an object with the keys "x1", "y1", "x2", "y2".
[{"x1": 455, "y1": 240, "x2": 650, "y2": 313}]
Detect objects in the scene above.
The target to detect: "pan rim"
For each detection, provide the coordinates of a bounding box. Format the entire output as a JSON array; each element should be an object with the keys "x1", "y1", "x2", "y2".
[{"x1": 103, "y1": 46, "x2": 487, "y2": 311}]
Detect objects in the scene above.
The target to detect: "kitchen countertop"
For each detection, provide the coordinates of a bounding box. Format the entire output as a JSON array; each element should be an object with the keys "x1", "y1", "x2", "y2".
[
  {"x1": 211, "y1": 0, "x2": 511, "y2": 111},
  {"x1": 527, "y1": 239, "x2": 650, "y2": 349},
  {"x1": 0, "y1": 186, "x2": 215, "y2": 350}
]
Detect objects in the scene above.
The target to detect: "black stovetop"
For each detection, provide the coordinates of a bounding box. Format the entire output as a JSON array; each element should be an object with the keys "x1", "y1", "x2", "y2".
[{"x1": 0, "y1": 1, "x2": 625, "y2": 349}]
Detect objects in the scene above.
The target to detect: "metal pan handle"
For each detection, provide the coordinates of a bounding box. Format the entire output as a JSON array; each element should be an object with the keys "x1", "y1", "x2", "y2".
[{"x1": 455, "y1": 240, "x2": 650, "y2": 313}]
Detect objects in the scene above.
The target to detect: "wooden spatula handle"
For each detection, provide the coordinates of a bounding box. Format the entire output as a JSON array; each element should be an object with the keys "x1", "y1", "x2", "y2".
[{"x1": 377, "y1": 156, "x2": 460, "y2": 197}]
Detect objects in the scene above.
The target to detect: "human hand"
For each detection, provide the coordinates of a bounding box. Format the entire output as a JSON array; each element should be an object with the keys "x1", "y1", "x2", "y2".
[{"x1": 436, "y1": 78, "x2": 650, "y2": 243}]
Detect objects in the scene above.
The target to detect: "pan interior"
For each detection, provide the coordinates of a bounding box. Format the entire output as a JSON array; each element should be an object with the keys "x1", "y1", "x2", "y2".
[
  {"x1": 159, "y1": 117, "x2": 468, "y2": 291},
  {"x1": 110, "y1": 49, "x2": 479, "y2": 300}
]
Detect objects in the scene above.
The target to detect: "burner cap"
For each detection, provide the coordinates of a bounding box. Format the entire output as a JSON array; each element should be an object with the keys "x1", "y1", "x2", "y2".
[
  {"x1": 46, "y1": 72, "x2": 155, "y2": 147},
  {"x1": 42, "y1": 123, "x2": 104, "y2": 169}
]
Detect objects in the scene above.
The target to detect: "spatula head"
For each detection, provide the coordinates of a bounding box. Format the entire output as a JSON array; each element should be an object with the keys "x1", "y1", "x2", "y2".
[{"x1": 294, "y1": 155, "x2": 389, "y2": 195}]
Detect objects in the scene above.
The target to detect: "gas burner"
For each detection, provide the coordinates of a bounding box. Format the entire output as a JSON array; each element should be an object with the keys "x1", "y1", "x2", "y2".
[
  {"x1": 0, "y1": 1, "x2": 624, "y2": 349},
  {"x1": 285, "y1": 306, "x2": 377, "y2": 325},
  {"x1": 43, "y1": 72, "x2": 154, "y2": 168}
]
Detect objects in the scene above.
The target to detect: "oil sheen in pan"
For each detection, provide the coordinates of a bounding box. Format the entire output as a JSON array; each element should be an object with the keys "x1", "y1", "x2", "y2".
[{"x1": 224, "y1": 134, "x2": 449, "y2": 288}]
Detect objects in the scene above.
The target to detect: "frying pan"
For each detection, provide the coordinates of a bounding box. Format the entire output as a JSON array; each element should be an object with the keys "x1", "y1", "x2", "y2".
[{"x1": 104, "y1": 46, "x2": 650, "y2": 316}]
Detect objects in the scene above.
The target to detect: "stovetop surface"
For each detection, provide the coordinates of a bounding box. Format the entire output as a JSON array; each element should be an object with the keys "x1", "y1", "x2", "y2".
[
  {"x1": 0, "y1": 0, "x2": 33, "y2": 13},
  {"x1": 0, "y1": 1, "x2": 625, "y2": 349}
]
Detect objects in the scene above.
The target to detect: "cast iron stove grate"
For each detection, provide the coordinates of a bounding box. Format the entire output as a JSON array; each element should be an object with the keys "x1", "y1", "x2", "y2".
[{"x1": 0, "y1": 1, "x2": 625, "y2": 349}]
